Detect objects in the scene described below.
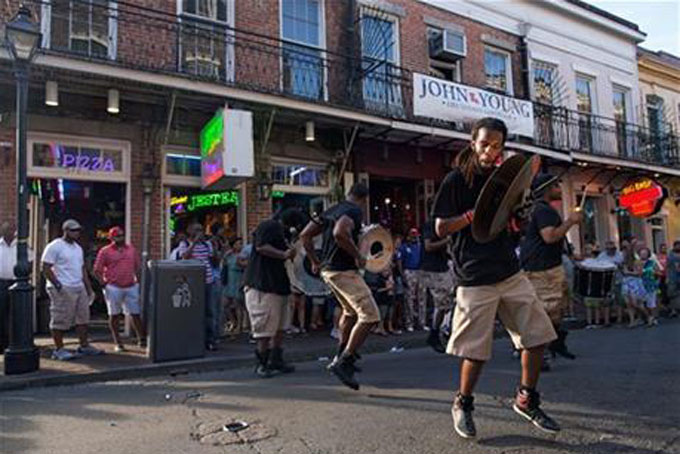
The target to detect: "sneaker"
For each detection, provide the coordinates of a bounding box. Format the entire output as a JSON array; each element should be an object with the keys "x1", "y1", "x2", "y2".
[
  {"x1": 330, "y1": 328, "x2": 341, "y2": 340},
  {"x1": 648, "y1": 318, "x2": 659, "y2": 327},
  {"x1": 327, "y1": 355, "x2": 360, "y2": 390},
  {"x1": 406, "y1": 326, "x2": 414, "y2": 333},
  {"x1": 77, "y1": 345, "x2": 104, "y2": 356},
  {"x1": 255, "y1": 363, "x2": 275, "y2": 378},
  {"x1": 114, "y1": 344, "x2": 126, "y2": 353},
  {"x1": 51, "y1": 348, "x2": 77, "y2": 361},
  {"x1": 451, "y1": 393, "x2": 476, "y2": 439},
  {"x1": 513, "y1": 388, "x2": 561, "y2": 434}
]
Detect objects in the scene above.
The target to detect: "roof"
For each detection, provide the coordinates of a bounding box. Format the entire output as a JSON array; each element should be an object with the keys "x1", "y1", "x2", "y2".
[
  {"x1": 564, "y1": 0, "x2": 642, "y2": 32},
  {"x1": 639, "y1": 47, "x2": 680, "y2": 70}
]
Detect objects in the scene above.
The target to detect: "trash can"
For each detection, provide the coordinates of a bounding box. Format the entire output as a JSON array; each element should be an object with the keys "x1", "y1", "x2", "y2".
[{"x1": 148, "y1": 260, "x2": 205, "y2": 363}]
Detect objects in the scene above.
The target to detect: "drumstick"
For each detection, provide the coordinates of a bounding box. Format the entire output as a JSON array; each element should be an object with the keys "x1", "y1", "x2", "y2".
[{"x1": 575, "y1": 183, "x2": 591, "y2": 212}]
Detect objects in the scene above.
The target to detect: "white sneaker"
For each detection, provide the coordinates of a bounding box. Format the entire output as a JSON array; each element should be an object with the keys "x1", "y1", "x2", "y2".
[
  {"x1": 330, "y1": 328, "x2": 340, "y2": 340},
  {"x1": 77, "y1": 345, "x2": 104, "y2": 356},
  {"x1": 114, "y1": 344, "x2": 126, "y2": 353},
  {"x1": 406, "y1": 326, "x2": 415, "y2": 333},
  {"x1": 51, "y1": 348, "x2": 77, "y2": 361}
]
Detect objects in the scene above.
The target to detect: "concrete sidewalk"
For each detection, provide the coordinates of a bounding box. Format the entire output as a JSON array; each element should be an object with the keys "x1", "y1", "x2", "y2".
[{"x1": 0, "y1": 327, "x2": 431, "y2": 392}]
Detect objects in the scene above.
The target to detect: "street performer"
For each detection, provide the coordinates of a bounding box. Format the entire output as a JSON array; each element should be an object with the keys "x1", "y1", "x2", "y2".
[
  {"x1": 432, "y1": 117, "x2": 560, "y2": 439},
  {"x1": 299, "y1": 182, "x2": 378, "y2": 391},
  {"x1": 520, "y1": 173, "x2": 581, "y2": 368}
]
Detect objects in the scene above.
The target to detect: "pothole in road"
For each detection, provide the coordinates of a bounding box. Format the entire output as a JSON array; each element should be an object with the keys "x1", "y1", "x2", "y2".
[{"x1": 191, "y1": 419, "x2": 277, "y2": 446}]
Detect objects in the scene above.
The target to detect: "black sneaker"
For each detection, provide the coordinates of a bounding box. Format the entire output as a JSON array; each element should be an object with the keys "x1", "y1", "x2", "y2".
[
  {"x1": 268, "y1": 347, "x2": 295, "y2": 374},
  {"x1": 255, "y1": 350, "x2": 275, "y2": 379},
  {"x1": 426, "y1": 330, "x2": 446, "y2": 354},
  {"x1": 328, "y1": 354, "x2": 362, "y2": 373},
  {"x1": 513, "y1": 388, "x2": 561, "y2": 434},
  {"x1": 451, "y1": 393, "x2": 476, "y2": 439},
  {"x1": 328, "y1": 355, "x2": 360, "y2": 390}
]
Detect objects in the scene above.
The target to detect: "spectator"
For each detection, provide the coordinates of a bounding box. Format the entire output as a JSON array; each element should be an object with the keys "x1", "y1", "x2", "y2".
[
  {"x1": 0, "y1": 221, "x2": 16, "y2": 353},
  {"x1": 621, "y1": 245, "x2": 649, "y2": 328},
  {"x1": 364, "y1": 269, "x2": 393, "y2": 336},
  {"x1": 93, "y1": 226, "x2": 146, "y2": 352},
  {"x1": 596, "y1": 240, "x2": 625, "y2": 324},
  {"x1": 666, "y1": 240, "x2": 680, "y2": 318},
  {"x1": 168, "y1": 232, "x2": 187, "y2": 260},
  {"x1": 656, "y1": 244, "x2": 669, "y2": 314},
  {"x1": 179, "y1": 223, "x2": 219, "y2": 351},
  {"x1": 391, "y1": 234, "x2": 405, "y2": 334},
  {"x1": 222, "y1": 237, "x2": 247, "y2": 337},
  {"x1": 42, "y1": 219, "x2": 102, "y2": 360},
  {"x1": 209, "y1": 224, "x2": 228, "y2": 341},
  {"x1": 400, "y1": 228, "x2": 423, "y2": 331},
  {"x1": 598, "y1": 240, "x2": 623, "y2": 266},
  {"x1": 639, "y1": 247, "x2": 660, "y2": 326}
]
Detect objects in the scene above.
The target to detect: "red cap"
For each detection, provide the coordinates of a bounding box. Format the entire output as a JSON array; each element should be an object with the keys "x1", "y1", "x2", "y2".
[
  {"x1": 108, "y1": 226, "x2": 124, "y2": 240},
  {"x1": 408, "y1": 228, "x2": 420, "y2": 237}
]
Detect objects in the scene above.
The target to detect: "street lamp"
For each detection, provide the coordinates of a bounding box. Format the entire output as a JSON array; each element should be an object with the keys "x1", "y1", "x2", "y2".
[{"x1": 4, "y1": 5, "x2": 41, "y2": 375}]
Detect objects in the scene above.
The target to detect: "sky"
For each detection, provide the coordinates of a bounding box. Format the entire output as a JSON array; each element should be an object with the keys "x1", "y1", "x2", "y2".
[{"x1": 590, "y1": 0, "x2": 680, "y2": 54}]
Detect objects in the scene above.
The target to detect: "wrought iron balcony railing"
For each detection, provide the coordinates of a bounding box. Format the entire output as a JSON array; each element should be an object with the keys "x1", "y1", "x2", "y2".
[{"x1": 4, "y1": 0, "x2": 679, "y2": 169}]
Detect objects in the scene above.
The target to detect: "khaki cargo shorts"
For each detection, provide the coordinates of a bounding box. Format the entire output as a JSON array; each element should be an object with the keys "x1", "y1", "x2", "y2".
[
  {"x1": 321, "y1": 270, "x2": 380, "y2": 323},
  {"x1": 47, "y1": 286, "x2": 90, "y2": 331},
  {"x1": 244, "y1": 288, "x2": 289, "y2": 339},
  {"x1": 421, "y1": 270, "x2": 455, "y2": 311},
  {"x1": 525, "y1": 265, "x2": 568, "y2": 324},
  {"x1": 447, "y1": 272, "x2": 556, "y2": 361}
]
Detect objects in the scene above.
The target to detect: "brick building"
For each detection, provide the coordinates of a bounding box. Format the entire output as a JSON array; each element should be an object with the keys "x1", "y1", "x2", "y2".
[{"x1": 1, "y1": 0, "x2": 679, "y2": 327}]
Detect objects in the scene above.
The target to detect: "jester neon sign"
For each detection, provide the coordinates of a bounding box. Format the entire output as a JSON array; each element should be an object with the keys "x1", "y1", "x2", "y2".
[
  {"x1": 170, "y1": 190, "x2": 239, "y2": 214},
  {"x1": 619, "y1": 178, "x2": 667, "y2": 218}
]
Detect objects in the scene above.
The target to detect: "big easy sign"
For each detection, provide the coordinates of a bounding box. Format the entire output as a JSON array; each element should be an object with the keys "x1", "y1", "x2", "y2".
[
  {"x1": 619, "y1": 178, "x2": 667, "y2": 218},
  {"x1": 413, "y1": 73, "x2": 535, "y2": 137}
]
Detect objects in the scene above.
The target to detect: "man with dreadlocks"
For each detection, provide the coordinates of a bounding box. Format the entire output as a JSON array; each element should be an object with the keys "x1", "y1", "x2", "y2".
[{"x1": 432, "y1": 117, "x2": 560, "y2": 439}]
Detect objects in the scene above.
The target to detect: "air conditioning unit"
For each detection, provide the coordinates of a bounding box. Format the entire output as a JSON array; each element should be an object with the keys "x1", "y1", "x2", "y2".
[{"x1": 429, "y1": 29, "x2": 466, "y2": 62}]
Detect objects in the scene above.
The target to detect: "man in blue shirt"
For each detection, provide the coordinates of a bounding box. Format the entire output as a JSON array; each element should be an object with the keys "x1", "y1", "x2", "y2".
[
  {"x1": 400, "y1": 228, "x2": 423, "y2": 331},
  {"x1": 667, "y1": 240, "x2": 680, "y2": 318}
]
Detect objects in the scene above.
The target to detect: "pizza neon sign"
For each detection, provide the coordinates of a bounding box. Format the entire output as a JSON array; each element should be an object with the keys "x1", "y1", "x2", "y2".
[{"x1": 619, "y1": 178, "x2": 667, "y2": 218}]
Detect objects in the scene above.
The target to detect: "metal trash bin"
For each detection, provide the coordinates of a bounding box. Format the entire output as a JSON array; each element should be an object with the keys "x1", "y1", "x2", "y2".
[{"x1": 148, "y1": 260, "x2": 205, "y2": 362}]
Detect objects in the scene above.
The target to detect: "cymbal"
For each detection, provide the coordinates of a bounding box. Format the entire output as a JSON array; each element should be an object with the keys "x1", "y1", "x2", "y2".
[{"x1": 472, "y1": 154, "x2": 534, "y2": 243}]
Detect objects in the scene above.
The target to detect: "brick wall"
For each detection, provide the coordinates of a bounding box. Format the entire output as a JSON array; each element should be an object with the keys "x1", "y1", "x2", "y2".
[{"x1": 0, "y1": 126, "x2": 17, "y2": 224}]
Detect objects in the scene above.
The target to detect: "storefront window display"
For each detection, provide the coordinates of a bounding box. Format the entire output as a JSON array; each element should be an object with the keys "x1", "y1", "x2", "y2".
[{"x1": 169, "y1": 187, "x2": 239, "y2": 242}]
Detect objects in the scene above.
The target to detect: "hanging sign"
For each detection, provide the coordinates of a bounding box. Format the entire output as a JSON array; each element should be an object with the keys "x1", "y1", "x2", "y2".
[
  {"x1": 619, "y1": 178, "x2": 667, "y2": 218},
  {"x1": 170, "y1": 190, "x2": 239, "y2": 215},
  {"x1": 413, "y1": 73, "x2": 535, "y2": 137}
]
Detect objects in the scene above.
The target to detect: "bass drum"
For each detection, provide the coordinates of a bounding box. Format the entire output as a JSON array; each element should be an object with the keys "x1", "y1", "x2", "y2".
[
  {"x1": 286, "y1": 238, "x2": 330, "y2": 297},
  {"x1": 359, "y1": 224, "x2": 394, "y2": 273}
]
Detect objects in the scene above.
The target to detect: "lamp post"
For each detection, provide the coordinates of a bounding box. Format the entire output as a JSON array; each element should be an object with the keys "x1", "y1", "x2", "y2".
[
  {"x1": 139, "y1": 165, "x2": 154, "y2": 344},
  {"x1": 4, "y1": 5, "x2": 41, "y2": 375}
]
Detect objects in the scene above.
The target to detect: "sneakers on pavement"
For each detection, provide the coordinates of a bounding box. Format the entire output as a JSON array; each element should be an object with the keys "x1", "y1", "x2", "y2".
[
  {"x1": 451, "y1": 393, "x2": 476, "y2": 439},
  {"x1": 77, "y1": 345, "x2": 104, "y2": 356},
  {"x1": 114, "y1": 344, "x2": 126, "y2": 353},
  {"x1": 51, "y1": 348, "x2": 77, "y2": 361},
  {"x1": 327, "y1": 355, "x2": 360, "y2": 390},
  {"x1": 513, "y1": 388, "x2": 561, "y2": 434}
]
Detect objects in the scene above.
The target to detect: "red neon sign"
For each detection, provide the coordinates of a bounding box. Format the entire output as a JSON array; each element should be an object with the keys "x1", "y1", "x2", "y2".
[{"x1": 619, "y1": 178, "x2": 667, "y2": 218}]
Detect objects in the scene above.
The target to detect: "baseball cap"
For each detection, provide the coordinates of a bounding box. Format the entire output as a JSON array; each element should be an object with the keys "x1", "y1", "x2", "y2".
[
  {"x1": 62, "y1": 219, "x2": 82, "y2": 231},
  {"x1": 108, "y1": 226, "x2": 124, "y2": 239}
]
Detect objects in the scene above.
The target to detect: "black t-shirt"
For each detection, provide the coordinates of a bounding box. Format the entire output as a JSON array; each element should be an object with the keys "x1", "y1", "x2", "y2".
[
  {"x1": 420, "y1": 220, "x2": 449, "y2": 273},
  {"x1": 520, "y1": 200, "x2": 563, "y2": 272},
  {"x1": 320, "y1": 200, "x2": 363, "y2": 271},
  {"x1": 243, "y1": 220, "x2": 290, "y2": 295},
  {"x1": 431, "y1": 168, "x2": 519, "y2": 287}
]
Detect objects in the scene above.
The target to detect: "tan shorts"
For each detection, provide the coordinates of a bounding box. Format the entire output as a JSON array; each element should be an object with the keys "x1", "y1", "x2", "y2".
[
  {"x1": 244, "y1": 288, "x2": 289, "y2": 339},
  {"x1": 447, "y1": 272, "x2": 557, "y2": 361},
  {"x1": 421, "y1": 270, "x2": 455, "y2": 311},
  {"x1": 321, "y1": 270, "x2": 380, "y2": 323},
  {"x1": 526, "y1": 265, "x2": 568, "y2": 324},
  {"x1": 47, "y1": 286, "x2": 90, "y2": 331}
]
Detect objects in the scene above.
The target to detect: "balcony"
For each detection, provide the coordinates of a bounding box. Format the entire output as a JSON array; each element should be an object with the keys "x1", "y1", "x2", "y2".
[{"x1": 4, "y1": 1, "x2": 679, "y2": 170}]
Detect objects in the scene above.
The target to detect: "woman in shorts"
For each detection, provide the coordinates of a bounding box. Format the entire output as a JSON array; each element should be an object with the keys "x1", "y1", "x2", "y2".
[
  {"x1": 621, "y1": 247, "x2": 649, "y2": 328},
  {"x1": 639, "y1": 247, "x2": 660, "y2": 326}
]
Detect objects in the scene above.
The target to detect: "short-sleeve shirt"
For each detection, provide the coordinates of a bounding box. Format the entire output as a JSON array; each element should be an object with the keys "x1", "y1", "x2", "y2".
[
  {"x1": 178, "y1": 240, "x2": 214, "y2": 284},
  {"x1": 41, "y1": 238, "x2": 85, "y2": 288},
  {"x1": 320, "y1": 201, "x2": 363, "y2": 272},
  {"x1": 431, "y1": 168, "x2": 519, "y2": 287},
  {"x1": 421, "y1": 220, "x2": 449, "y2": 273},
  {"x1": 520, "y1": 200, "x2": 564, "y2": 272},
  {"x1": 93, "y1": 243, "x2": 140, "y2": 288},
  {"x1": 243, "y1": 220, "x2": 290, "y2": 295}
]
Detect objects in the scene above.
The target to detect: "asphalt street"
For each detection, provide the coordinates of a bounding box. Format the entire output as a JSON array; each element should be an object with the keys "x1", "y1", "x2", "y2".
[{"x1": 1, "y1": 320, "x2": 679, "y2": 454}]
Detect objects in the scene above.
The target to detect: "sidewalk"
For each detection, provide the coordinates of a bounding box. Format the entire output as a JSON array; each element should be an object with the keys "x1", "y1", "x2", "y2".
[{"x1": 0, "y1": 324, "x2": 434, "y2": 392}]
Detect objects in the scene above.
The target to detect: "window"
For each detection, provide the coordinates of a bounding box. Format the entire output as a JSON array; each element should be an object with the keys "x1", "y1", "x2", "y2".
[
  {"x1": 271, "y1": 164, "x2": 328, "y2": 188},
  {"x1": 646, "y1": 95, "x2": 665, "y2": 134},
  {"x1": 532, "y1": 61, "x2": 557, "y2": 105},
  {"x1": 427, "y1": 27, "x2": 461, "y2": 82},
  {"x1": 612, "y1": 86, "x2": 630, "y2": 156},
  {"x1": 575, "y1": 74, "x2": 595, "y2": 151},
  {"x1": 43, "y1": 0, "x2": 116, "y2": 59},
  {"x1": 179, "y1": 0, "x2": 233, "y2": 81},
  {"x1": 484, "y1": 47, "x2": 512, "y2": 94},
  {"x1": 361, "y1": 12, "x2": 402, "y2": 114},
  {"x1": 281, "y1": 0, "x2": 324, "y2": 100},
  {"x1": 165, "y1": 153, "x2": 202, "y2": 178},
  {"x1": 32, "y1": 143, "x2": 124, "y2": 174}
]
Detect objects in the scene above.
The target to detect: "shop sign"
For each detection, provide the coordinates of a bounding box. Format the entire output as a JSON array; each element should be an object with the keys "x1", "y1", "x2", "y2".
[
  {"x1": 200, "y1": 108, "x2": 254, "y2": 189},
  {"x1": 413, "y1": 73, "x2": 535, "y2": 137},
  {"x1": 619, "y1": 178, "x2": 667, "y2": 218},
  {"x1": 170, "y1": 190, "x2": 239, "y2": 214}
]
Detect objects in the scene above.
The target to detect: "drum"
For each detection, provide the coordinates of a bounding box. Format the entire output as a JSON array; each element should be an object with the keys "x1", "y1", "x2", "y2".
[
  {"x1": 573, "y1": 261, "x2": 617, "y2": 299},
  {"x1": 358, "y1": 224, "x2": 394, "y2": 273},
  {"x1": 286, "y1": 239, "x2": 329, "y2": 297}
]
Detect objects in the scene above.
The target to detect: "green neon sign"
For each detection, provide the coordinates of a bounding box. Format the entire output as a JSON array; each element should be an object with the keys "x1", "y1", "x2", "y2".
[
  {"x1": 171, "y1": 190, "x2": 239, "y2": 213},
  {"x1": 272, "y1": 190, "x2": 285, "y2": 198},
  {"x1": 200, "y1": 110, "x2": 224, "y2": 158}
]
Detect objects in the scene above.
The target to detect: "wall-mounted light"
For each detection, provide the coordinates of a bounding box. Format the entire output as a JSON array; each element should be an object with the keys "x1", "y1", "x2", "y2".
[
  {"x1": 107, "y1": 89, "x2": 119, "y2": 114},
  {"x1": 305, "y1": 120, "x2": 315, "y2": 142},
  {"x1": 45, "y1": 80, "x2": 58, "y2": 106}
]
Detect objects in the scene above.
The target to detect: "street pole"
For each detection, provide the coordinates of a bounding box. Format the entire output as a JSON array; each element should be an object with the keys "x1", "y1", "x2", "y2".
[{"x1": 4, "y1": 59, "x2": 40, "y2": 375}]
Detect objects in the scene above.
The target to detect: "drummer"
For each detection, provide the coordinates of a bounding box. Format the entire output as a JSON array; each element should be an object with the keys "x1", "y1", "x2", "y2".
[
  {"x1": 299, "y1": 182, "x2": 379, "y2": 391},
  {"x1": 432, "y1": 117, "x2": 560, "y2": 439},
  {"x1": 520, "y1": 173, "x2": 582, "y2": 365}
]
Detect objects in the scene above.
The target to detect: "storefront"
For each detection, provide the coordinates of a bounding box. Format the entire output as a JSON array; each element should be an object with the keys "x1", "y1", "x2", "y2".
[{"x1": 270, "y1": 158, "x2": 330, "y2": 219}]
